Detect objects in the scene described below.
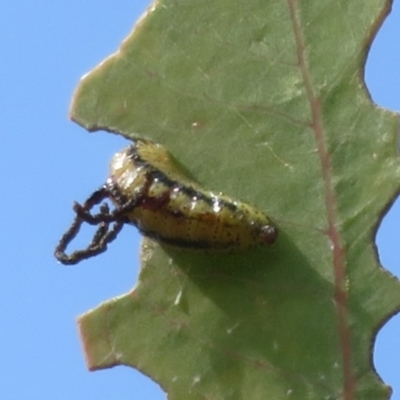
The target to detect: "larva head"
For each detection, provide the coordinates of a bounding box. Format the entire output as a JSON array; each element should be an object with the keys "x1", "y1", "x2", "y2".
[{"x1": 259, "y1": 224, "x2": 278, "y2": 245}]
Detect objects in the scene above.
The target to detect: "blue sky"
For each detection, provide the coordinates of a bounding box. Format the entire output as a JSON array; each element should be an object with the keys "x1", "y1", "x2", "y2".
[{"x1": 1, "y1": 1, "x2": 399, "y2": 399}]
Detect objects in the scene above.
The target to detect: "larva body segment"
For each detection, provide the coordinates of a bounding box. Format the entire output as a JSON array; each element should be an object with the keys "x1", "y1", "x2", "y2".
[{"x1": 108, "y1": 140, "x2": 277, "y2": 250}]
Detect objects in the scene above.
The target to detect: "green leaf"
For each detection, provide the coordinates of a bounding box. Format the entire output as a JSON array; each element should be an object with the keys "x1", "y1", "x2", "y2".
[{"x1": 71, "y1": 0, "x2": 400, "y2": 399}]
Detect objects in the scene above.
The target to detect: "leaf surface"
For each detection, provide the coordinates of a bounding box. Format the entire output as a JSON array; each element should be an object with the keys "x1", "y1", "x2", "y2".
[{"x1": 71, "y1": 1, "x2": 400, "y2": 399}]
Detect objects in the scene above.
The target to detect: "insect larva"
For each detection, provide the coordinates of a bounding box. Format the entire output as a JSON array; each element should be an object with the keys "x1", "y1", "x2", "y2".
[{"x1": 55, "y1": 139, "x2": 278, "y2": 265}]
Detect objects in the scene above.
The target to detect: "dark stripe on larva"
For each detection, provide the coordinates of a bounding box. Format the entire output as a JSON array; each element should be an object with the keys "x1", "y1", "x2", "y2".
[
  {"x1": 138, "y1": 228, "x2": 239, "y2": 250},
  {"x1": 127, "y1": 143, "x2": 239, "y2": 213}
]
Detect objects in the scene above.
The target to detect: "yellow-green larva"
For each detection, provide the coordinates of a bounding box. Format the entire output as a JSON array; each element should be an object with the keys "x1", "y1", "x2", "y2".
[{"x1": 55, "y1": 139, "x2": 278, "y2": 265}]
